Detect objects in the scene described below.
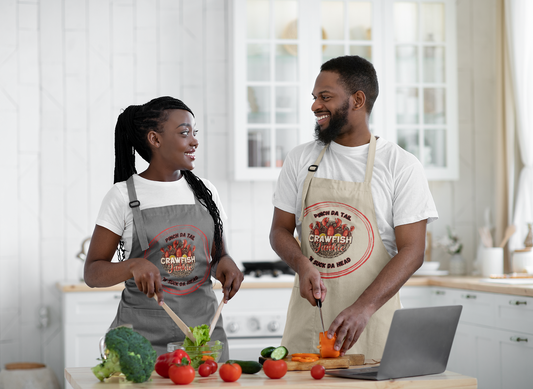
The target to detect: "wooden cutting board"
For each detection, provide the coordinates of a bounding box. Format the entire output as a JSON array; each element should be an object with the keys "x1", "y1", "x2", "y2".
[{"x1": 259, "y1": 353, "x2": 364, "y2": 371}]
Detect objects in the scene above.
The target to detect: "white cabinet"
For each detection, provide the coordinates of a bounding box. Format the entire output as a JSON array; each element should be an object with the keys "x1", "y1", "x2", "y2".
[
  {"x1": 232, "y1": 0, "x2": 459, "y2": 181},
  {"x1": 399, "y1": 284, "x2": 533, "y2": 389},
  {"x1": 61, "y1": 290, "x2": 121, "y2": 373}
]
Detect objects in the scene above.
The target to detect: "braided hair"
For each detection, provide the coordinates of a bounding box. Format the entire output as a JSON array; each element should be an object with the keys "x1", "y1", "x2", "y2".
[{"x1": 113, "y1": 96, "x2": 224, "y2": 264}]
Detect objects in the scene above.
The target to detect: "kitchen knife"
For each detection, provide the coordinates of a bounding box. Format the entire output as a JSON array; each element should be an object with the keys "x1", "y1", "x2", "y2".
[{"x1": 316, "y1": 298, "x2": 326, "y2": 334}]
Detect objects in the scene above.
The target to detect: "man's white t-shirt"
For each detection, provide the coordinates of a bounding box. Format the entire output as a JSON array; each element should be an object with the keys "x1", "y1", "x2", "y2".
[
  {"x1": 96, "y1": 174, "x2": 227, "y2": 261},
  {"x1": 272, "y1": 137, "x2": 438, "y2": 258}
]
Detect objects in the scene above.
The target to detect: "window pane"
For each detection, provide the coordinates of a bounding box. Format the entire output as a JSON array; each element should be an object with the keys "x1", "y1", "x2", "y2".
[
  {"x1": 275, "y1": 0, "x2": 298, "y2": 39},
  {"x1": 322, "y1": 44, "x2": 344, "y2": 63},
  {"x1": 276, "y1": 44, "x2": 298, "y2": 81},
  {"x1": 350, "y1": 45, "x2": 372, "y2": 62},
  {"x1": 421, "y1": 3, "x2": 444, "y2": 42},
  {"x1": 248, "y1": 129, "x2": 270, "y2": 167},
  {"x1": 423, "y1": 46, "x2": 445, "y2": 83},
  {"x1": 276, "y1": 128, "x2": 298, "y2": 166},
  {"x1": 247, "y1": 86, "x2": 270, "y2": 123},
  {"x1": 424, "y1": 129, "x2": 446, "y2": 167},
  {"x1": 396, "y1": 46, "x2": 418, "y2": 83},
  {"x1": 247, "y1": 0, "x2": 270, "y2": 39},
  {"x1": 276, "y1": 86, "x2": 298, "y2": 123},
  {"x1": 321, "y1": 1, "x2": 344, "y2": 40},
  {"x1": 397, "y1": 129, "x2": 420, "y2": 159},
  {"x1": 396, "y1": 87, "x2": 419, "y2": 124},
  {"x1": 247, "y1": 44, "x2": 270, "y2": 82},
  {"x1": 394, "y1": 2, "x2": 418, "y2": 42},
  {"x1": 424, "y1": 88, "x2": 446, "y2": 124},
  {"x1": 348, "y1": 2, "x2": 372, "y2": 40}
]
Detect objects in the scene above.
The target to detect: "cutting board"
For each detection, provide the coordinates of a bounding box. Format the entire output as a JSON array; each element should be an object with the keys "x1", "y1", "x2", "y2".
[{"x1": 259, "y1": 353, "x2": 364, "y2": 371}]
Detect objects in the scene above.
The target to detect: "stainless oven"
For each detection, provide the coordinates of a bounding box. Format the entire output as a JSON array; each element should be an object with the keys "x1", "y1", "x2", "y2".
[{"x1": 215, "y1": 262, "x2": 294, "y2": 361}]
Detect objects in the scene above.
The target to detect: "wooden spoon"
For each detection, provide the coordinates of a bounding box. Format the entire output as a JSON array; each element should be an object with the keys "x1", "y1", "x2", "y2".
[
  {"x1": 209, "y1": 299, "x2": 225, "y2": 337},
  {"x1": 498, "y1": 225, "x2": 516, "y2": 248},
  {"x1": 153, "y1": 295, "x2": 196, "y2": 343}
]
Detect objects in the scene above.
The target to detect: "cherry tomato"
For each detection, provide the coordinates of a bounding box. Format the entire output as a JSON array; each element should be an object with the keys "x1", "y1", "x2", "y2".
[
  {"x1": 263, "y1": 359, "x2": 287, "y2": 379},
  {"x1": 198, "y1": 363, "x2": 212, "y2": 377},
  {"x1": 219, "y1": 362, "x2": 242, "y2": 382},
  {"x1": 311, "y1": 364, "x2": 325, "y2": 380},
  {"x1": 169, "y1": 360, "x2": 195, "y2": 385},
  {"x1": 204, "y1": 359, "x2": 218, "y2": 374},
  {"x1": 154, "y1": 352, "x2": 172, "y2": 378}
]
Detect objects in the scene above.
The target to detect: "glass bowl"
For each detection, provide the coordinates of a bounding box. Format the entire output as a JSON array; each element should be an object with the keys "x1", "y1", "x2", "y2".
[{"x1": 167, "y1": 341, "x2": 224, "y2": 369}]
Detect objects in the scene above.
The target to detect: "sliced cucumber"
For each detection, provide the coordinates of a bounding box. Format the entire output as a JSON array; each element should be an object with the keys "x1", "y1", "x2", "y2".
[
  {"x1": 260, "y1": 346, "x2": 276, "y2": 358},
  {"x1": 270, "y1": 346, "x2": 288, "y2": 361}
]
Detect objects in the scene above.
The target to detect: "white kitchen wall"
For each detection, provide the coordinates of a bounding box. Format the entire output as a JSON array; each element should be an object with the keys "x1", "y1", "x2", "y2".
[{"x1": 0, "y1": 0, "x2": 500, "y2": 386}]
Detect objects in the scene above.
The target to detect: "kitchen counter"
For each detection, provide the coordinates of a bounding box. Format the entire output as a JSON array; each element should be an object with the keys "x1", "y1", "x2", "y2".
[
  {"x1": 57, "y1": 275, "x2": 533, "y2": 297},
  {"x1": 65, "y1": 366, "x2": 477, "y2": 389}
]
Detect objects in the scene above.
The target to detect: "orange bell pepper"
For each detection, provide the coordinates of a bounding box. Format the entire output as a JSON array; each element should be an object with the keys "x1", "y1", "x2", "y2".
[
  {"x1": 201, "y1": 355, "x2": 215, "y2": 361},
  {"x1": 318, "y1": 332, "x2": 340, "y2": 358}
]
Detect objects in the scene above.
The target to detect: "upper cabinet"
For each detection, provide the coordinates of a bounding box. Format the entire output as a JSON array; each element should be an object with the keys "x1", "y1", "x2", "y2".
[{"x1": 232, "y1": 0, "x2": 458, "y2": 181}]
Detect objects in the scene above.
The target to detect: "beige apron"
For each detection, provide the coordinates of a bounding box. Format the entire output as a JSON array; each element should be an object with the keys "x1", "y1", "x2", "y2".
[{"x1": 281, "y1": 136, "x2": 400, "y2": 360}]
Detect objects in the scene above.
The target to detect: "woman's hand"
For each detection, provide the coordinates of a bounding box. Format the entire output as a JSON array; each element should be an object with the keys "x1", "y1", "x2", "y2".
[
  {"x1": 129, "y1": 257, "x2": 164, "y2": 302},
  {"x1": 215, "y1": 256, "x2": 244, "y2": 302}
]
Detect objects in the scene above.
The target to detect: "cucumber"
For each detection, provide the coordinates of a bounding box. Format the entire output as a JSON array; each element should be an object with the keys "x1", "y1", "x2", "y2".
[
  {"x1": 260, "y1": 346, "x2": 276, "y2": 358},
  {"x1": 226, "y1": 360, "x2": 262, "y2": 374},
  {"x1": 270, "y1": 346, "x2": 288, "y2": 361}
]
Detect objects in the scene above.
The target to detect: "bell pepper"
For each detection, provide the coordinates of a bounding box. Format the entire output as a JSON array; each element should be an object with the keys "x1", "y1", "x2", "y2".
[{"x1": 318, "y1": 332, "x2": 340, "y2": 358}]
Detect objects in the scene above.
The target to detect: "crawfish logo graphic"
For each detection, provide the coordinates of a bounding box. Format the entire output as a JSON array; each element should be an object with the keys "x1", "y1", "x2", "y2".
[
  {"x1": 308, "y1": 217, "x2": 355, "y2": 258},
  {"x1": 160, "y1": 239, "x2": 196, "y2": 278}
]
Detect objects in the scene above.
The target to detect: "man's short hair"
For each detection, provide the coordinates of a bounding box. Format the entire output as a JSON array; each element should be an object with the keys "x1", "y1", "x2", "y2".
[{"x1": 320, "y1": 55, "x2": 379, "y2": 114}]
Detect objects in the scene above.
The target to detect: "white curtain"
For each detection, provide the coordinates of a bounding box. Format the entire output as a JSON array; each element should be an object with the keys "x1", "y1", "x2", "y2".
[{"x1": 505, "y1": 0, "x2": 533, "y2": 251}]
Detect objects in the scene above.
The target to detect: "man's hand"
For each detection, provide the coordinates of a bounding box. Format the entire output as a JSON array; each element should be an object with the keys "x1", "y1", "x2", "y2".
[
  {"x1": 215, "y1": 256, "x2": 244, "y2": 302},
  {"x1": 326, "y1": 302, "x2": 373, "y2": 356},
  {"x1": 298, "y1": 261, "x2": 327, "y2": 304}
]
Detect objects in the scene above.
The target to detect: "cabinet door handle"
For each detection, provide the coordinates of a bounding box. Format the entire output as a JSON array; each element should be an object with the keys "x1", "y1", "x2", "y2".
[
  {"x1": 114, "y1": 295, "x2": 121, "y2": 299},
  {"x1": 462, "y1": 294, "x2": 477, "y2": 299},
  {"x1": 509, "y1": 300, "x2": 527, "y2": 306},
  {"x1": 510, "y1": 336, "x2": 528, "y2": 343},
  {"x1": 434, "y1": 290, "x2": 446, "y2": 295}
]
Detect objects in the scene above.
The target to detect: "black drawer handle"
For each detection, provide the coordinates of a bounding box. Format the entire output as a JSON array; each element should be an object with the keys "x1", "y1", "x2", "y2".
[
  {"x1": 462, "y1": 294, "x2": 477, "y2": 299},
  {"x1": 434, "y1": 290, "x2": 446, "y2": 295},
  {"x1": 509, "y1": 300, "x2": 527, "y2": 306},
  {"x1": 510, "y1": 336, "x2": 528, "y2": 343}
]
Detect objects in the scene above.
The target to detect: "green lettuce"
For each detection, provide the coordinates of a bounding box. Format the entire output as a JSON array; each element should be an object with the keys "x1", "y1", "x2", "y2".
[{"x1": 183, "y1": 324, "x2": 210, "y2": 347}]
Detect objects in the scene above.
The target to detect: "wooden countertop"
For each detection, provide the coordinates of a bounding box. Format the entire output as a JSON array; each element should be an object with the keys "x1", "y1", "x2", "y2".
[
  {"x1": 57, "y1": 276, "x2": 533, "y2": 297},
  {"x1": 65, "y1": 366, "x2": 477, "y2": 389}
]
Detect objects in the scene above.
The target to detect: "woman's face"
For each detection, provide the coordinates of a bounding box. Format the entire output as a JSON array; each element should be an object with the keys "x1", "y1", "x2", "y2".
[{"x1": 157, "y1": 109, "x2": 198, "y2": 171}]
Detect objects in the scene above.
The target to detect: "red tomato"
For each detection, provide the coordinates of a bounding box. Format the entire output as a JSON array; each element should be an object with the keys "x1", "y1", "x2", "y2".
[
  {"x1": 169, "y1": 362, "x2": 195, "y2": 385},
  {"x1": 154, "y1": 352, "x2": 172, "y2": 378},
  {"x1": 219, "y1": 363, "x2": 242, "y2": 382},
  {"x1": 198, "y1": 363, "x2": 211, "y2": 377},
  {"x1": 311, "y1": 364, "x2": 325, "y2": 380},
  {"x1": 204, "y1": 359, "x2": 218, "y2": 374},
  {"x1": 263, "y1": 359, "x2": 287, "y2": 379}
]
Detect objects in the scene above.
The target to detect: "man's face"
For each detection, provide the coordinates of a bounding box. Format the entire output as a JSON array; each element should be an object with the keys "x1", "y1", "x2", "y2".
[{"x1": 311, "y1": 71, "x2": 351, "y2": 145}]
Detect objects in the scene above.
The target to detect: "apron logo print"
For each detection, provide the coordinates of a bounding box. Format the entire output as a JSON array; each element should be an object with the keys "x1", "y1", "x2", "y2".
[
  {"x1": 160, "y1": 239, "x2": 196, "y2": 278},
  {"x1": 308, "y1": 216, "x2": 355, "y2": 259}
]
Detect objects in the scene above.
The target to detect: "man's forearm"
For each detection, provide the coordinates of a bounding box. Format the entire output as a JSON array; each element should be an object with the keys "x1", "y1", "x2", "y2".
[{"x1": 270, "y1": 228, "x2": 310, "y2": 274}]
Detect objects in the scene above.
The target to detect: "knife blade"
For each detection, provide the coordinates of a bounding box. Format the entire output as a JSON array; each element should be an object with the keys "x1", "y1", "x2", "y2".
[{"x1": 316, "y1": 298, "x2": 326, "y2": 334}]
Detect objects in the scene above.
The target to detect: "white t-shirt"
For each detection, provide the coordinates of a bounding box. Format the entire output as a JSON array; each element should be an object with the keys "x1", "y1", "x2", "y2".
[
  {"x1": 96, "y1": 174, "x2": 227, "y2": 260},
  {"x1": 272, "y1": 138, "x2": 438, "y2": 258}
]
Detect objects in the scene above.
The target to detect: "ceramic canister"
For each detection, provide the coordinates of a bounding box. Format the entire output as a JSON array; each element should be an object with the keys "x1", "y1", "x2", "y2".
[{"x1": 511, "y1": 248, "x2": 533, "y2": 273}]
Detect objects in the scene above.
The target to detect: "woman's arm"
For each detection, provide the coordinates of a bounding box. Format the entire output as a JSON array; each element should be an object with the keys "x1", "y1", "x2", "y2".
[{"x1": 84, "y1": 225, "x2": 164, "y2": 302}]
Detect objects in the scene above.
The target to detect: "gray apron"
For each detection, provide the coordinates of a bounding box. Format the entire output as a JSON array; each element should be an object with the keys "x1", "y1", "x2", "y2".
[
  {"x1": 110, "y1": 176, "x2": 228, "y2": 359},
  {"x1": 281, "y1": 136, "x2": 400, "y2": 359}
]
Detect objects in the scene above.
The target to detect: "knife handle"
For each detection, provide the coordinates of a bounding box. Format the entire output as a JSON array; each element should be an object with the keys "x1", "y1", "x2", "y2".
[{"x1": 316, "y1": 298, "x2": 322, "y2": 308}]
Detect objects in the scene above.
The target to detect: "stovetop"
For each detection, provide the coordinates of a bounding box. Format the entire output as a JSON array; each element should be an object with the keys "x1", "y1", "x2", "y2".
[{"x1": 241, "y1": 260, "x2": 295, "y2": 278}]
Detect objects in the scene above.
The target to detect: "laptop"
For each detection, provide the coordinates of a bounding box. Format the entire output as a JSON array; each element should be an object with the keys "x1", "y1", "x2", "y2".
[{"x1": 325, "y1": 305, "x2": 462, "y2": 381}]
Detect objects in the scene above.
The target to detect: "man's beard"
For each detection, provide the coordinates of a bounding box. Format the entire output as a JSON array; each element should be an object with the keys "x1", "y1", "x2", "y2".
[{"x1": 314, "y1": 99, "x2": 350, "y2": 145}]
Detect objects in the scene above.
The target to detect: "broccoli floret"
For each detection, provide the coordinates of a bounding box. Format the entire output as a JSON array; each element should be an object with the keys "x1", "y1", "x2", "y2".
[{"x1": 91, "y1": 326, "x2": 157, "y2": 383}]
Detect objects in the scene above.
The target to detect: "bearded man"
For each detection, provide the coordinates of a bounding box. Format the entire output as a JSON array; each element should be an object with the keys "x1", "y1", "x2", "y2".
[{"x1": 269, "y1": 55, "x2": 438, "y2": 359}]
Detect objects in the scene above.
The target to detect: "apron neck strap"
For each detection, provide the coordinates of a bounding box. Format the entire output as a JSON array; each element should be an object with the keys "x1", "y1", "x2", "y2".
[
  {"x1": 299, "y1": 145, "x2": 329, "y2": 222},
  {"x1": 126, "y1": 175, "x2": 150, "y2": 252},
  {"x1": 364, "y1": 135, "x2": 377, "y2": 184}
]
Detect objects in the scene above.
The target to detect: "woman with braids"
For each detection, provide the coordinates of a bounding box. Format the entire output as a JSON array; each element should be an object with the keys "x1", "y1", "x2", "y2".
[{"x1": 84, "y1": 96, "x2": 243, "y2": 357}]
